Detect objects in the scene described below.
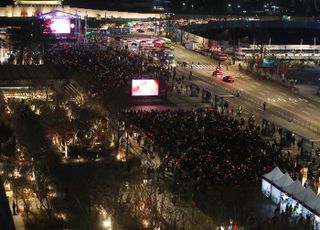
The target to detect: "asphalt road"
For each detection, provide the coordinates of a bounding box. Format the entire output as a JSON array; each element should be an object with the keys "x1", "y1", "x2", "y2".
[
  {"x1": 173, "y1": 45, "x2": 320, "y2": 135},
  {"x1": 116, "y1": 32, "x2": 320, "y2": 137}
]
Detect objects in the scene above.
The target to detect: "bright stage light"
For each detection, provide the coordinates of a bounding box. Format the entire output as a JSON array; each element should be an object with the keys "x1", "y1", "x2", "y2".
[{"x1": 50, "y1": 19, "x2": 71, "y2": 34}]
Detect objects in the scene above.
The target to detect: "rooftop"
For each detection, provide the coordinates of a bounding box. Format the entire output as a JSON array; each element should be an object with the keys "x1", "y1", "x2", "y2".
[{"x1": 14, "y1": 0, "x2": 62, "y2": 6}]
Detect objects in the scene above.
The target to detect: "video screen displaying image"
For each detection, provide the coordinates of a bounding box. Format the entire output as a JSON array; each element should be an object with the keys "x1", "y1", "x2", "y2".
[
  {"x1": 50, "y1": 19, "x2": 71, "y2": 34},
  {"x1": 132, "y1": 80, "x2": 159, "y2": 96}
]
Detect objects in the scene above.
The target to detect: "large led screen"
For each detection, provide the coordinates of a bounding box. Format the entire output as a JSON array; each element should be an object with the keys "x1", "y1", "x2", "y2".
[
  {"x1": 50, "y1": 19, "x2": 71, "y2": 34},
  {"x1": 132, "y1": 79, "x2": 159, "y2": 96}
]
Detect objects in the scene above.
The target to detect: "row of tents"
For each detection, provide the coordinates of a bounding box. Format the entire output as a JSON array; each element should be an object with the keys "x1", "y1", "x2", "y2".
[{"x1": 262, "y1": 167, "x2": 320, "y2": 228}]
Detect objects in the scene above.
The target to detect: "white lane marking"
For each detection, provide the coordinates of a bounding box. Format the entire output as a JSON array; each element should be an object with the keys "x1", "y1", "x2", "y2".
[{"x1": 286, "y1": 104, "x2": 295, "y2": 108}]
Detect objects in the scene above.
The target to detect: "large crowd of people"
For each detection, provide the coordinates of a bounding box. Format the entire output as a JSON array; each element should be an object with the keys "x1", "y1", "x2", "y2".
[
  {"x1": 44, "y1": 39, "x2": 303, "y2": 189},
  {"x1": 123, "y1": 108, "x2": 301, "y2": 189},
  {"x1": 44, "y1": 41, "x2": 171, "y2": 97}
]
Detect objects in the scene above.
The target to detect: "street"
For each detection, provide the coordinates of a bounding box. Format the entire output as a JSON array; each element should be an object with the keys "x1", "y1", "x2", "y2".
[{"x1": 173, "y1": 44, "x2": 320, "y2": 135}]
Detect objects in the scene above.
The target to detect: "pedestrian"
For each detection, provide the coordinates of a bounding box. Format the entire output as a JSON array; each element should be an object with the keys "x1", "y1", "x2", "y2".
[
  {"x1": 12, "y1": 201, "x2": 17, "y2": 215},
  {"x1": 189, "y1": 71, "x2": 192, "y2": 81},
  {"x1": 237, "y1": 105, "x2": 242, "y2": 117},
  {"x1": 263, "y1": 102, "x2": 266, "y2": 111},
  {"x1": 224, "y1": 101, "x2": 229, "y2": 110}
]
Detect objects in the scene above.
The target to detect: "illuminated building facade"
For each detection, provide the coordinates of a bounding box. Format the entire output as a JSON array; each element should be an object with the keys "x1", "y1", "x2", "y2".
[{"x1": 0, "y1": 0, "x2": 160, "y2": 19}]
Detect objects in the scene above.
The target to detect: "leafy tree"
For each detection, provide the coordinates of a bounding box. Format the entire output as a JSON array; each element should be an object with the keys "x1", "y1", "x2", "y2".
[
  {"x1": 7, "y1": 19, "x2": 55, "y2": 64},
  {"x1": 0, "y1": 121, "x2": 16, "y2": 158},
  {"x1": 12, "y1": 103, "x2": 47, "y2": 160}
]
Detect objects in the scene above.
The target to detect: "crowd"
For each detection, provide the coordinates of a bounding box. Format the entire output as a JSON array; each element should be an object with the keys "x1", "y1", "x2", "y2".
[
  {"x1": 123, "y1": 108, "x2": 301, "y2": 189},
  {"x1": 44, "y1": 41, "x2": 171, "y2": 97},
  {"x1": 44, "y1": 39, "x2": 303, "y2": 189}
]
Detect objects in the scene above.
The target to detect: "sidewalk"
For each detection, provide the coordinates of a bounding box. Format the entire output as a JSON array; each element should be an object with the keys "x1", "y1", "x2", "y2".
[{"x1": 8, "y1": 197, "x2": 25, "y2": 230}]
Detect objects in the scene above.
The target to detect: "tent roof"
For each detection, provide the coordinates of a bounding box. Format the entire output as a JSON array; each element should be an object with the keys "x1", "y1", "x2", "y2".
[
  {"x1": 262, "y1": 166, "x2": 284, "y2": 182},
  {"x1": 273, "y1": 173, "x2": 294, "y2": 188},
  {"x1": 305, "y1": 195, "x2": 320, "y2": 211},
  {"x1": 39, "y1": 10, "x2": 81, "y2": 19},
  {"x1": 282, "y1": 179, "x2": 304, "y2": 195},
  {"x1": 294, "y1": 187, "x2": 317, "y2": 203}
]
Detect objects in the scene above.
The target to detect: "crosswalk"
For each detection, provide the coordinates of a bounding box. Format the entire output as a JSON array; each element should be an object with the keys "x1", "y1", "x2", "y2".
[{"x1": 187, "y1": 63, "x2": 217, "y2": 71}]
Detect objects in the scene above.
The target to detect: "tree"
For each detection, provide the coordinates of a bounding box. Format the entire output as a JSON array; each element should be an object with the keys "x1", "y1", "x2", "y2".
[
  {"x1": 12, "y1": 103, "x2": 47, "y2": 161},
  {"x1": 7, "y1": 19, "x2": 55, "y2": 64},
  {"x1": 0, "y1": 121, "x2": 16, "y2": 158},
  {"x1": 11, "y1": 176, "x2": 33, "y2": 218},
  {"x1": 33, "y1": 173, "x2": 53, "y2": 216}
]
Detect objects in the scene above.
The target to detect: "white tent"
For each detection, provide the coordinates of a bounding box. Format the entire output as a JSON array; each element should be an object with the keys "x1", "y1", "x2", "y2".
[
  {"x1": 261, "y1": 169, "x2": 320, "y2": 229},
  {"x1": 282, "y1": 179, "x2": 304, "y2": 196},
  {"x1": 262, "y1": 167, "x2": 284, "y2": 198},
  {"x1": 280, "y1": 180, "x2": 305, "y2": 217},
  {"x1": 273, "y1": 173, "x2": 294, "y2": 188},
  {"x1": 304, "y1": 196, "x2": 320, "y2": 217},
  {"x1": 270, "y1": 173, "x2": 294, "y2": 204},
  {"x1": 263, "y1": 166, "x2": 284, "y2": 181},
  {"x1": 294, "y1": 187, "x2": 317, "y2": 204},
  {"x1": 305, "y1": 196, "x2": 320, "y2": 212}
]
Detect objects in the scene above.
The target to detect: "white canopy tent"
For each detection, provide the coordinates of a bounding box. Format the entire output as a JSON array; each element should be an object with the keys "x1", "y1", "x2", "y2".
[
  {"x1": 279, "y1": 180, "x2": 305, "y2": 216},
  {"x1": 306, "y1": 196, "x2": 320, "y2": 212},
  {"x1": 294, "y1": 187, "x2": 317, "y2": 204},
  {"x1": 282, "y1": 179, "x2": 305, "y2": 196},
  {"x1": 294, "y1": 187, "x2": 317, "y2": 217},
  {"x1": 262, "y1": 167, "x2": 320, "y2": 229},
  {"x1": 270, "y1": 173, "x2": 294, "y2": 204},
  {"x1": 262, "y1": 166, "x2": 284, "y2": 198}
]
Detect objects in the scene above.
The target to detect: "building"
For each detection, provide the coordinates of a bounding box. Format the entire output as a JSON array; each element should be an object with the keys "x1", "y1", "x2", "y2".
[{"x1": 0, "y1": 0, "x2": 161, "y2": 19}]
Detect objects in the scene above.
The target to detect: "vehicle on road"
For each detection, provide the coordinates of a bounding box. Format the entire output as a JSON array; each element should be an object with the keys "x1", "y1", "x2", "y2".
[
  {"x1": 223, "y1": 76, "x2": 235, "y2": 83},
  {"x1": 158, "y1": 50, "x2": 175, "y2": 62},
  {"x1": 212, "y1": 70, "x2": 225, "y2": 79}
]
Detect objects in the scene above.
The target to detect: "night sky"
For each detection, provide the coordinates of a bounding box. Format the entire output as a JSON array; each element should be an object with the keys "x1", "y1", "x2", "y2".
[{"x1": 0, "y1": 0, "x2": 156, "y2": 8}]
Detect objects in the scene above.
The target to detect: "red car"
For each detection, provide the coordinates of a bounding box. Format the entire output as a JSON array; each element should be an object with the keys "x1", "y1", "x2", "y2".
[
  {"x1": 212, "y1": 70, "x2": 224, "y2": 79},
  {"x1": 223, "y1": 76, "x2": 235, "y2": 83}
]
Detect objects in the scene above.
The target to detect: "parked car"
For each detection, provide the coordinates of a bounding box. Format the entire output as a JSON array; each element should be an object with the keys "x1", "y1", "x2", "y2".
[
  {"x1": 137, "y1": 29, "x2": 145, "y2": 33},
  {"x1": 223, "y1": 76, "x2": 235, "y2": 83}
]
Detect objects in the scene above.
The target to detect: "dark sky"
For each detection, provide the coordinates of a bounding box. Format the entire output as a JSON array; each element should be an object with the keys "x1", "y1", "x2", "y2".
[{"x1": 0, "y1": 0, "x2": 155, "y2": 7}]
